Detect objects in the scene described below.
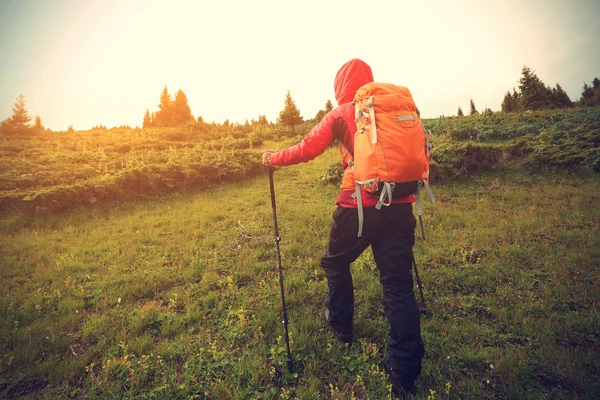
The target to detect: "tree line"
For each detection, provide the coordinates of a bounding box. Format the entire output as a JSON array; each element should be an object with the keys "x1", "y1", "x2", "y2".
[
  {"x1": 458, "y1": 66, "x2": 600, "y2": 117},
  {"x1": 142, "y1": 87, "x2": 333, "y2": 131},
  {"x1": 2, "y1": 67, "x2": 599, "y2": 135}
]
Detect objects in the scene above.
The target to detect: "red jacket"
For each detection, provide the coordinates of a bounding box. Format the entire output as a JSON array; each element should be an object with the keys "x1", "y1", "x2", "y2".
[{"x1": 270, "y1": 59, "x2": 415, "y2": 208}]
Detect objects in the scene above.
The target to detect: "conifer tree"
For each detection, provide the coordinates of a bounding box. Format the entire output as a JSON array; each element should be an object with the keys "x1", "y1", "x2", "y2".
[
  {"x1": 511, "y1": 89, "x2": 520, "y2": 111},
  {"x1": 257, "y1": 114, "x2": 269, "y2": 125},
  {"x1": 278, "y1": 90, "x2": 303, "y2": 131},
  {"x1": 171, "y1": 90, "x2": 194, "y2": 126},
  {"x1": 552, "y1": 83, "x2": 572, "y2": 108},
  {"x1": 1, "y1": 94, "x2": 32, "y2": 134},
  {"x1": 457, "y1": 107, "x2": 464, "y2": 117},
  {"x1": 314, "y1": 109, "x2": 326, "y2": 122},
  {"x1": 469, "y1": 99, "x2": 478, "y2": 115},
  {"x1": 154, "y1": 86, "x2": 173, "y2": 127},
  {"x1": 579, "y1": 80, "x2": 600, "y2": 106},
  {"x1": 518, "y1": 66, "x2": 552, "y2": 110},
  {"x1": 501, "y1": 92, "x2": 512, "y2": 112},
  {"x1": 593, "y1": 78, "x2": 600, "y2": 106},
  {"x1": 314, "y1": 99, "x2": 334, "y2": 122},
  {"x1": 33, "y1": 115, "x2": 44, "y2": 131},
  {"x1": 143, "y1": 109, "x2": 152, "y2": 128},
  {"x1": 581, "y1": 83, "x2": 593, "y2": 102}
]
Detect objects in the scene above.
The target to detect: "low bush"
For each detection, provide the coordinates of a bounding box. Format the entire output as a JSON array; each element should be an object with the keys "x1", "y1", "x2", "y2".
[
  {"x1": 0, "y1": 128, "x2": 263, "y2": 213},
  {"x1": 430, "y1": 136, "x2": 505, "y2": 181},
  {"x1": 508, "y1": 122, "x2": 600, "y2": 172},
  {"x1": 424, "y1": 107, "x2": 600, "y2": 142},
  {"x1": 321, "y1": 108, "x2": 599, "y2": 185}
]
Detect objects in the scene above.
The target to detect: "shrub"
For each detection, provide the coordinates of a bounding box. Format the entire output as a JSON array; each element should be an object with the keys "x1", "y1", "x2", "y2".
[
  {"x1": 0, "y1": 127, "x2": 264, "y2": 213},
  {"x1": 509, "y1": 122, "x2": 600, "y2": 172},
  {"x1": 320, "y1": 162, "x2": 343, "y2": 186},
  {"x1": 429, "y1": 136, "x2": 504, "y2": 181}
]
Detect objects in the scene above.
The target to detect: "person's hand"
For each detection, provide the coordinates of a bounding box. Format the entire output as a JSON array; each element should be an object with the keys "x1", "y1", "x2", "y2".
[{"x1": 261, "y1": 149, "x2": 276, "y2": 167}]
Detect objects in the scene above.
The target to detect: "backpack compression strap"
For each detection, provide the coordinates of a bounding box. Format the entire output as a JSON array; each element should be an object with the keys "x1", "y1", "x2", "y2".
[
  {"x1": 355, "y1": 97, "x2": 378, "y2": 144},
  {"x1": 368, "y1": 97, "x2": 377, "y2": 144},
  {"x1": 355, "y1": 182, "x2": 364, "y2": 237},
  {"x1": 415, "y1": 179, "x2": 436, "y2": 240},
  {"x1": 375, "y1": 182, "x2": 394, "y2": 210},
  {"x1": 354, "y1": 181, "x2": 395, "y2": 237}
]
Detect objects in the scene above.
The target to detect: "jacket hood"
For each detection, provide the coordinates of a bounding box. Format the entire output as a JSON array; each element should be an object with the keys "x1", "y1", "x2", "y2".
[{"x1": 334, "y1": 59, "x2": 374, "y2": 105}]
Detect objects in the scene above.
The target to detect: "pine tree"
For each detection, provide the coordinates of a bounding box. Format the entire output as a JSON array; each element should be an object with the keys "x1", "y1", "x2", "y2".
[
  {"x1": 469, "y1": 99, "x2": 478, "y2": 115},
  {"x1": 143, "y1": 109, "x2": 152, "y2": 128},
  {"x1": 154, "y1": 86, "x2": 173, "y2": 127},
  {"x1": 501, "y1": 92, "x2": 512, "y2": 112},
  {"x1": 518, "y1": 66, "x2": 552, "y2": 110},
  {"x1": 257, "y1": 115, "x2": 268, "y2": 125},
  {"x1": 11, "y1": 95, "x2": 31, "y2": 128},
  {"x1": 33, "y1": 115, "x2": 44, "y2": 131},
  {"x1": 457, "y1": 107, "x2": 464, "y2": 117},
  {"x1": 314, "y1": 100, "x2": 334, "y2": 122},
  {"x1": 278, "y1": 90, "x2": 303, "y2": 131},
  {"x1": 511, "y1": 89, "x2": 520, "y2": 111},
  {"x1": 314, "y1": 109, "x2": 326, "y2": 122},
  {"x1": 1, "y1": 94, "x2": 32, "y2": 134},
  {"x1": 593, "y1": 78, "x2": 600, "y2": 106},
  {"x1": 171, "y1": 90, "x2": 194, "y2": 126},
  {"x1": 580, "y1": 82, "x2": 595, "y2": 106},
  {"x1": 580, "y1": 78, "x2": 600, "y2": 106},
  {"x1": 552, "y1": 83, "x2": 572, "y2": 108}
]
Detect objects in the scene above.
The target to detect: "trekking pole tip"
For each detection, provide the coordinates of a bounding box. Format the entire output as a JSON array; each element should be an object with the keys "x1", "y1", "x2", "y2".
[{"x1": 419, "y1": 305, "x2": 432, "y2": 316}]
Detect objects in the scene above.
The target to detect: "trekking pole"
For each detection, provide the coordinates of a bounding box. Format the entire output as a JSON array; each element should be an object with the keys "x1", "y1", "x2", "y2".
[
  {"x1": 268, "y1": 167, "x2": 294, "y2": 373},
  {"x1": 411, "y1": 253, "x2": 430, "y2": 316},
  {"x1": 418, "y1": 215, "x2": 427, "y2": 241}
]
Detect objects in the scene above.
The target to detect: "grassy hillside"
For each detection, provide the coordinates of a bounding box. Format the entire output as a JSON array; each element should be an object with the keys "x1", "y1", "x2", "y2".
[
  {"x1": 1, "y1": 138, "x2": 599, "y2": 399},
  {"x1": 2, "y1": 108, "x2": 598, "y2": 214},
  {"x1": 0, "y1": 121, "x2": 314, "y2": 214}
]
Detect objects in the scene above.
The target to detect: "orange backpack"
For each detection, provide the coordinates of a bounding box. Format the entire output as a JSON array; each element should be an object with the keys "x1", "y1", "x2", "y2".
[{"x1": 344, "y1": 82, "x2": 435, "y2": 237}]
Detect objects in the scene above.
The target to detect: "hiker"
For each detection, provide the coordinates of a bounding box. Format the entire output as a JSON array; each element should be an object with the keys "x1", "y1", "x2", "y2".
[{"x1": 262, "y1": 58, "x2": 425, "y2": 396}]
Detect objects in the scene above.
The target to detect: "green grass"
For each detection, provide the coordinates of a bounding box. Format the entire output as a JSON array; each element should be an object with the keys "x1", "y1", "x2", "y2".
[{"x1": 1, "y1": 145, "x2": 599, "y2": 399}]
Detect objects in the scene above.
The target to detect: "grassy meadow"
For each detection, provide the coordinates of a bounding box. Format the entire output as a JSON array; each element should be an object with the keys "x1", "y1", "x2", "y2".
[{"x1": 1, "y1": 135, "x2": 600, "y2": 399}]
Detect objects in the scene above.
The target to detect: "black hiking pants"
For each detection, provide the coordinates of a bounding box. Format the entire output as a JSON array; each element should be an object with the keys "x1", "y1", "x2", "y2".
[{"x1": 320, "y1": 203, "x2": 424, "y2": 387}]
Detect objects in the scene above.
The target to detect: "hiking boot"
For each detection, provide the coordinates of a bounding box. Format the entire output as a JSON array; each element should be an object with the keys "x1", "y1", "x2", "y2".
[
  {"x1": 384, "y1": 358, "x2": 416, "y2": 398},
  {"x1": 391, "y1": 386, "x2": 414, "y2": 400},
  {"x1": 390, "y1": 381, "x2": 415, "y2": 399},
  {"x1": 324, "y1": 308, "x2": 353, "y2": 344}
]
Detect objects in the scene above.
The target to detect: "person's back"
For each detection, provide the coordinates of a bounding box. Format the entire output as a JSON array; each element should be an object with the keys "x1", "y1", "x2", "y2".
[{"x1": 262, "y1": 58, "x2": 424, "y2": 397}]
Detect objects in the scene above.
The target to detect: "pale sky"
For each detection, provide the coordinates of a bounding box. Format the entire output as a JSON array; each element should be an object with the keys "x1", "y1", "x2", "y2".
[{"x1": 1, "y1": 0, "x2": 599, "y2": 131}]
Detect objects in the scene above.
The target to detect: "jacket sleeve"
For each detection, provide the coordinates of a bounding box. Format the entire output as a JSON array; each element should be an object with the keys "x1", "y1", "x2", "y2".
[{"x1": 270, "y1": 109, "x2": 339, "y2": 167}]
